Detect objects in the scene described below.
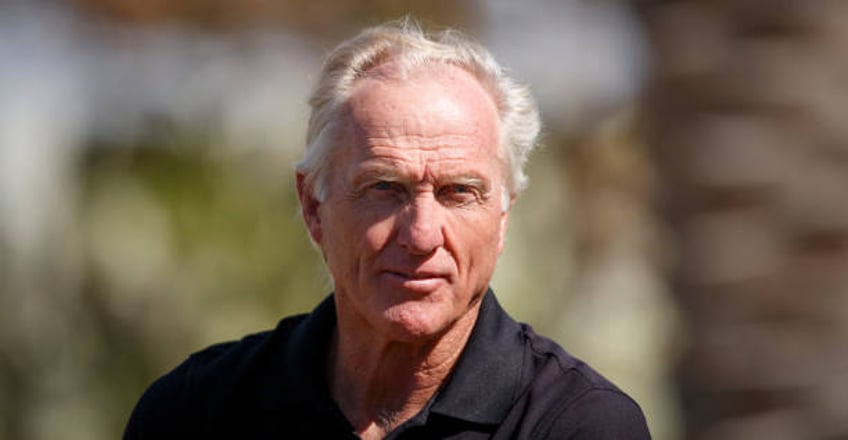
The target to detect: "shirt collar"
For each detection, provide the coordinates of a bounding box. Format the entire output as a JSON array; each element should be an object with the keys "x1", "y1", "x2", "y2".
[
  {"x1": 279, "y1": 290, "x2": 524, "y2": 426},
  {"x1": 428, "y1": 289, "x2": 524, "y2": 425},
  {"x1": 279, "y1": 295, "x2": 337, "y2": 408}
]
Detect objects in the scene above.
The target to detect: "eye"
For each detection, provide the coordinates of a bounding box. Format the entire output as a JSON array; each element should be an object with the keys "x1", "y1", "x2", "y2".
[
  {"x1": 363, "y1": 180, "x2": 406, "y2": 202},
  {"x1": 372, "y1": 181, "x2": 396, "y2": 191},
  {"x1": 439, "y1": 184, "x2": 479, "y2": 205}
]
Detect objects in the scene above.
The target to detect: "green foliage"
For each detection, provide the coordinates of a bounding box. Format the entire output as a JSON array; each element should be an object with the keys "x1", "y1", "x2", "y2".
[{"x1": 77, "y1": 144, "x2": 326, "y2": 437}]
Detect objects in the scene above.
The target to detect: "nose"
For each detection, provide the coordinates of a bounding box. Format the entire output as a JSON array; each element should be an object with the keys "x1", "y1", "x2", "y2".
[{"x1": 396, "y1": 194, "x2": 445, "y2": 255}]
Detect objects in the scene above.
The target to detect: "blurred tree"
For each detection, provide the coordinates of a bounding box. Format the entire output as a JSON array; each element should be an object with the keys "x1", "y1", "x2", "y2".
[
  {"x1": 76, "y1": 138, "x2": 328, "y2": 437},
  {"x1": 636, "y1": 1, "x2": 848, "y2": 438},
  {"x1": 72, "y1": 0, "x2": 480, "y2": 40}
]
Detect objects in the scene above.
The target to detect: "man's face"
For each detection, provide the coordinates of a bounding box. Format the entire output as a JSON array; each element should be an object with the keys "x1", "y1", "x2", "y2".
[{"x1": 299, "y1": 62, "x2": 508, "y2": 342}]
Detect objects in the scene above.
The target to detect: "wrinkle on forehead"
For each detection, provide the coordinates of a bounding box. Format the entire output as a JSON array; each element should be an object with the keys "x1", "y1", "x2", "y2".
[
  {"x1": 325, "y1": 61, "x2": 504, "y2": 195},
  {"x1": 357, "y1": 143, "x2": 494, "y2": 181},
  {"x1": 345, "y1": 62, "x2": 500, "y2": 146}
]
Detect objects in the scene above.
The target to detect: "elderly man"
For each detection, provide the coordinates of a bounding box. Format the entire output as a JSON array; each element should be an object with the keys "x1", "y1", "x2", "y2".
[{"x1": 125, "y1": 20, "x2": 650, "y2": 439}]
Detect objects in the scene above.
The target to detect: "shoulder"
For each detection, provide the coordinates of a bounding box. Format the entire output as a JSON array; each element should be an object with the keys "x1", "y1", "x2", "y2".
[
  {"x1": 543, "y1": 387, "x2": 650, "y2": 439},
  {"x1": 512, "y1": 325, "x2": 651, "y2": 439},
  {"x1": 124, "y1": 314, "x2": 307, "y2": 439}
]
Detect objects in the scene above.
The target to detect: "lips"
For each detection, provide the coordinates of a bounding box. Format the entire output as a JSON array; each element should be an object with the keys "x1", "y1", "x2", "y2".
[
  {"x1": 387, "y1": 270, "x2": 443, "y2": 279},
  {"x1": 381, "y1": 268, "x2": 449, "y2": 292}
]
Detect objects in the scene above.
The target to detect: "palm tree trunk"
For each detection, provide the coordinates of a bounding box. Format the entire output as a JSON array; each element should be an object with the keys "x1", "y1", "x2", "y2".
[{"x1": 636, "y1": 1, "x2": 848, "y2": 438}]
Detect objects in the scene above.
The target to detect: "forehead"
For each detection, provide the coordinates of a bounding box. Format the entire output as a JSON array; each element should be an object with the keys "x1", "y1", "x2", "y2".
[
  {"x1": 349, "y1": 62, "x2": 498, "y2": 123},
  {"x1": 333, "y1": 62, "x2": 502, "y2": 164}
]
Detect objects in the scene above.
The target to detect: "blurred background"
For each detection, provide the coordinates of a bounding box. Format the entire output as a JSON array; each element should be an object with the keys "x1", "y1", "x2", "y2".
[{"x1": 1, "y1": 0, "x2": 846, "y2": 439}]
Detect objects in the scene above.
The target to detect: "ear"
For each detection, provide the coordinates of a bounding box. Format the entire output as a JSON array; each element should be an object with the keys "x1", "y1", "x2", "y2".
[
  {"x1": 296, "y1": 172, "x2": 323, "y2": 245},
  {"x1": 497, "y1": 209, "x2": 510, "y2": 254}
]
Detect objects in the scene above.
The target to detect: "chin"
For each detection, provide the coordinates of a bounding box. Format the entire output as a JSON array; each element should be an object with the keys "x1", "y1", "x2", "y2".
[{"x1": 379, "y1": 303, "x2": 453, "y2": 343}]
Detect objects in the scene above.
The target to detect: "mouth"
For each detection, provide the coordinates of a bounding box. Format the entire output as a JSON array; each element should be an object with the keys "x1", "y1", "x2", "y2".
[
  {"x1": 382, "y1": 270, "x2": 448, "y2": 292},
  {"x1": 387, "y1": 270, "x2": 442, "y2": 279}
]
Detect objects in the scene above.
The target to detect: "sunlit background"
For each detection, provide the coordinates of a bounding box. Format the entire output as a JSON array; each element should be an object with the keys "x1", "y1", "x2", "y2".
[{"x1": 3, "y1": 1, "x2": 847, "y2": 439}]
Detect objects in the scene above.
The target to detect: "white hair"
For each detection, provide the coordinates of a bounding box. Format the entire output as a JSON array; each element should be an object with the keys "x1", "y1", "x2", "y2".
[{"x1": 296, "y1": 18, "x2": 541, "y2": 211}]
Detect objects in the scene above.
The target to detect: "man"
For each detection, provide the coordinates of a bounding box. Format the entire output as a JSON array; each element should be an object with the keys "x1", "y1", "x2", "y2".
[{"x1": 125, "y1": 20, "x2": 650, "y2": 439}]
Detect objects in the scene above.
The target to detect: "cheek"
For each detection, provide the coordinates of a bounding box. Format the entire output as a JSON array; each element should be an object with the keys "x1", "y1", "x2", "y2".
[
  {"x1": 325, "y1": 205, "x2": 395, "y2": 260},
  {"x1": 363, "y1": 215, "x2": 397, "y2": 251},
  {"x1": 450, "y1": 212, "x2": 505, "y2": 264}
]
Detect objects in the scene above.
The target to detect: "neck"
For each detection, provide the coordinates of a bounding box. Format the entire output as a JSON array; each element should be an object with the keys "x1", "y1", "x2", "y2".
[{"x1": 328, "y1": 299, "x2": 481, "y2": 439}]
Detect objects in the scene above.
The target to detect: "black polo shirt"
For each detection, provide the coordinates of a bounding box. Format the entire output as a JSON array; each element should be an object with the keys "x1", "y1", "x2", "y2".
[{"x1": 125, "y1": 290, "x2": 650, "y2": 439}]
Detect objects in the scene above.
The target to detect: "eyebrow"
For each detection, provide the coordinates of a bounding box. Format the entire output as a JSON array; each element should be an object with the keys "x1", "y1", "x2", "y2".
[
  {"x1": 444, "y1": 176, "x2": 491, "y2": 194},
  {"x1": 350, "y1": 164, "x2": 493, "y2": 194},
  {"x1": 350, "y1": 166, "x2": 403, "y2": 189}
]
